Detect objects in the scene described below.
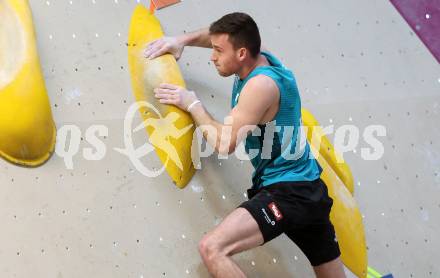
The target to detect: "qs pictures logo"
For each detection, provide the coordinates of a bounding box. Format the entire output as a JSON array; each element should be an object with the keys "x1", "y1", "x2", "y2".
[
  {"x1": 55, "y1": 101, "x2": 387, "y2": 176},
  {"x1": 114, "y1": 101, "x2": 193, "y2": 177}
]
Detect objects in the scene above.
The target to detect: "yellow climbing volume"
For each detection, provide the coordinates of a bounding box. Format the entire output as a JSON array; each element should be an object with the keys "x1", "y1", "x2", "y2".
[
  {"x1": 0, "y1": 0, "x2": 56, "y2": 167},
  {"x1": 302, "y1": 108, "x2": 355, "y2": 194},
  {"x1": 128, "y1": 5, "x2": 196, "y2": 188},
  {"x1": 303, "y1": 108, "x2": 367, "y2": 277}
]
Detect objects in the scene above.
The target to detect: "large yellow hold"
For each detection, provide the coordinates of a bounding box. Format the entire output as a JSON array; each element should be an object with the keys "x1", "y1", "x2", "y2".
[
  {"x1": 303, "y1": 109, "x2": 367, "y2": 277},
  {"x1": 0, "y1": 0, "x2": 56, "y2": 167},
  {"x1": 128, "y1": 5, "x2": 196, "y2": 188},
  {"x1": 302, "y1": 108, "x2": 355, "y2": 194}
]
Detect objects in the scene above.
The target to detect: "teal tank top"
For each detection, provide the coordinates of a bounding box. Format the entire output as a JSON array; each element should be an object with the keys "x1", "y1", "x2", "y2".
[{"x1": 231, "y1": 51, "x2": 322, "y2": 189}]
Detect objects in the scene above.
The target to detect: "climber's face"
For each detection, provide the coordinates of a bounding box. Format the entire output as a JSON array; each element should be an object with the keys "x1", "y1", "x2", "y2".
[{"x1": 210, "y1": 33, "x2": 244, "y2": 77}]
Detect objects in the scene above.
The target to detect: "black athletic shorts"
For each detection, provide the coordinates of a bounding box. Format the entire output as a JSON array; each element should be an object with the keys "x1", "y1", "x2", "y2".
[{"x1": 238, "y1": 178, "x2": 341, "y2": 266}]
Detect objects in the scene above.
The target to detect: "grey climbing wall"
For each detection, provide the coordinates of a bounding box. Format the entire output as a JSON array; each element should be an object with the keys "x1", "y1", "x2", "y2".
[{"x1": 0, "y1": 0, "x2": 439, "y2": 277}]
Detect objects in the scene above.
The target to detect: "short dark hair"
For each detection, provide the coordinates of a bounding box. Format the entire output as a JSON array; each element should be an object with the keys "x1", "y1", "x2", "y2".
[{"x1": 209, "y1": 12, "x2": 261, "y2": 58}]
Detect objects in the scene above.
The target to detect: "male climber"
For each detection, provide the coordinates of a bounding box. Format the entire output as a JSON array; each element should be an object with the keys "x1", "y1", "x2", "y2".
[{"x1": 144, "y1": 12, "x2": 346, "y2": 278}]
